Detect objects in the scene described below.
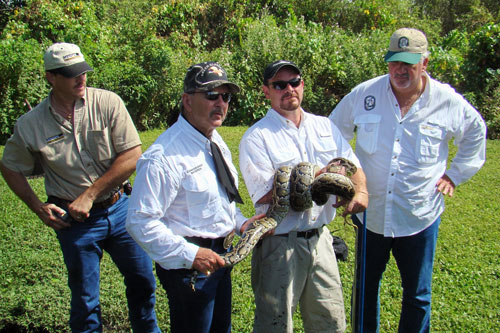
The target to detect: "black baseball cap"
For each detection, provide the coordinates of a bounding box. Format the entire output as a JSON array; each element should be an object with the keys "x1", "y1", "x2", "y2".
[
  {"x1": 263, "y1": 60, "x2": 301, "y2": 84},
  {"x1": 184, "y1": 61, "x2": 240, "y2": 94}
]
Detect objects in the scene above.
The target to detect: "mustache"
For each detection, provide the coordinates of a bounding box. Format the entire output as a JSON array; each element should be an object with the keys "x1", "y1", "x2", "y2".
[
  {"x1": 282, "y1": 92, "x2": 299, "y2": 100},
  {"x1": 210, "y1": 107, "x2": 226, "y2": 118},
  {"x1": 395, "y1": 73, "x2": 409, "y2": 79}
]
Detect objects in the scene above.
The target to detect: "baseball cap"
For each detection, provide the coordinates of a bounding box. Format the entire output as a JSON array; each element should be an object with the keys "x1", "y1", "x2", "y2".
[
  {"x1": 44, "y1": 43, "x2": 93, "y2": 78},
  {"x1": 184, "y1": 62, "x2": 240, "y2": 94},
  {"x1": 263, "y1": 60, "x2": 301, "y2": 84},
  {"x1": 384, "y1": 28, "x2": 428, "y2": 64}
]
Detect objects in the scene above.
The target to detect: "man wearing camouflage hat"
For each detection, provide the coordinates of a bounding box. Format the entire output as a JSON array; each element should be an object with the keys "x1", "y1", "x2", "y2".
[
  {"x1": 126, "y1": 61, "x2": 263, "y2": 332},
  {"x1": 329, "y1": 28, "x2": 487, "y2": 332},
  {"x1": 0, "y1": 42, "x2": 159, "y2": 332}
]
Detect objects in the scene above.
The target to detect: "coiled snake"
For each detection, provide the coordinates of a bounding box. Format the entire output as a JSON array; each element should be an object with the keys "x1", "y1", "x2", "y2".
[{"x1": 222, "y1": 157, "x2": 357, "y2": 267}]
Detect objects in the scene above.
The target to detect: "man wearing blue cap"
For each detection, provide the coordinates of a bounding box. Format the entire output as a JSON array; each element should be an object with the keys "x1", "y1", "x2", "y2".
[
  {"x1": 329, "y1": 28, "x2": 487, "y2": 332},
  {"x1": 0, "y1": 42, "x2": 159, "y2": 332}
]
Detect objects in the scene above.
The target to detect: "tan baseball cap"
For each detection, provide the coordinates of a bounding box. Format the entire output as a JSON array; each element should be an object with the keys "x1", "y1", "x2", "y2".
[
  {"x1": 44, "y1": 43, "x2": 93, "y2": 78},
  {"x1": 384, "y1": 28, "x2": 428, "y2": 64}
]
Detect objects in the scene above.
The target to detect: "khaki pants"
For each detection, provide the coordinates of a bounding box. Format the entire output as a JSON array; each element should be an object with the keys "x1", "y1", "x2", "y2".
[{"x1": 251, "y1": 226, "x2": 346, "y2": 333}]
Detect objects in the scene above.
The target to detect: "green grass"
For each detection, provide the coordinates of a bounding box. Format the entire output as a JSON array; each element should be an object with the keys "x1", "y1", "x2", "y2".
[{"x1": 1, "y1": 128, "x2": 499, "y2": 332}]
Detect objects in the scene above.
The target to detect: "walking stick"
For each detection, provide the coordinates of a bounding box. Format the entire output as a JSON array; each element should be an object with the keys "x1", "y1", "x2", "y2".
[
  {"x1": 358, "y1": 211, "x2": 367, "y2": 332},
  {"x1": 352, "y1": 211, "x2": 367, "y2": 333}
]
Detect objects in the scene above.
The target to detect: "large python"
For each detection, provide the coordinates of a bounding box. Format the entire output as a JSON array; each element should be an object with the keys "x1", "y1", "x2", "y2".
[{"x1": 222, "y1": 157, "x2": 357, "y2": 267}]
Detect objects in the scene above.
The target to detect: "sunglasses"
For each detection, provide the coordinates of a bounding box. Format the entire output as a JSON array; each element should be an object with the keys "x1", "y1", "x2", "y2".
[
  {"x1": 271, "y1": 77, "x2": 302, "y2": 90},
  {"x1": 195, "y1": 91, "x2": 232, "y2": 103}
]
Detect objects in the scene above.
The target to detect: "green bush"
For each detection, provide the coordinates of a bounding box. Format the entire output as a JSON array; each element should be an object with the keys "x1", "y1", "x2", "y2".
[{"x1": 0, "y1": 0, "x2": 498, "y2": 141}]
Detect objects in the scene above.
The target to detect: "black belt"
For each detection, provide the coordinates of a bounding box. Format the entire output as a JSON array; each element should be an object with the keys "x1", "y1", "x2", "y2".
[
  {"x1": 277, "y1": 228, "x2": 320, "y2": 239},
  {"x1": 184, "y1": 236, "x2": 225, "y2": 249}
]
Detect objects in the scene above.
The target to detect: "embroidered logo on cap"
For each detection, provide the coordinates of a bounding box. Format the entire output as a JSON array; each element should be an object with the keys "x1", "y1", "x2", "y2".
[
  {"x1": 63, "y1": 53, "x2": 81, "y2": 62},
  {"x1": 364, "y1": 95, "x2": 376, "y2": 111},
  {"x1": 207, "y1": 66, "x2": 223, "y2": 77},
  {"x1": 398, "y1": 37, "x2": 409, "y2": 48}
]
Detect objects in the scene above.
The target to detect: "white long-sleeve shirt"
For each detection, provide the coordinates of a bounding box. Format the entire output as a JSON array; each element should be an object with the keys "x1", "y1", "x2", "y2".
[
  {"x1": 239, "y1": 108, "x2": 360, "y2": 235},
  {"x1": 126, "y1": 115, "x2": 246, "y2": 269},
  {"x1": 329, "y1": 73, "x2": 486, "y2": 237}
]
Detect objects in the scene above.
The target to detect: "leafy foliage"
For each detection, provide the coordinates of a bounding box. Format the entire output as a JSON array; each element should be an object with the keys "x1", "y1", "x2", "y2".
[{"x1": 0, "y1": 0, "x2": 499, "y2": 142}]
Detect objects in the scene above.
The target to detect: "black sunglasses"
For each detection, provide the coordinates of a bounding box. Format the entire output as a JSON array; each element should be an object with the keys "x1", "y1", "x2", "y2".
[
  {"x1": 195, "y1": 91, "x2": 232, "y2": 103},
  {"x1": 271, "y1": 77, "x2": 302, "y2": 90}
]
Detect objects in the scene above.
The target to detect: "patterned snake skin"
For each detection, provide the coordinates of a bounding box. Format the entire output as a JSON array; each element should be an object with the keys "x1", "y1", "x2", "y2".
[{"x1": 222, "y1": 158, "x2": 357, "y2": 267}]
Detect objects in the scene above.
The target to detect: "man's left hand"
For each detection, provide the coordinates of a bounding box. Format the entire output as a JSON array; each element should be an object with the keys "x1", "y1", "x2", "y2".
[
  {"x1": 436, "y1": 174, "x2": 455, "y2": 197},
  {"x1": 68, "y1": 194, "x2": 93, "y2": 221}
]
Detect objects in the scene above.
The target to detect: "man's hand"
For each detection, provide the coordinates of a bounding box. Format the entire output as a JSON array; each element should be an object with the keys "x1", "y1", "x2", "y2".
[
  {"x1": 436, "y1": 174, "x2": 455, "y2": 197},
  {"x1": 192, "y1": 247, "x2": 226, "y2": 275},
  {"x1": 37, "y1": 203, "x2": 72, "y2": 230},
  {"x1": 332, "y1": 166, "x2": 369, "y2": 216},
  {"x1": 67, "y1": 195, "x2": 93, "y2": 222},
  {"x1": 334, "y1": 191, "x2": 369, "y2": 217},
  {"x1": 239, "y1": 213, "x2": 267, "y2": 234}
]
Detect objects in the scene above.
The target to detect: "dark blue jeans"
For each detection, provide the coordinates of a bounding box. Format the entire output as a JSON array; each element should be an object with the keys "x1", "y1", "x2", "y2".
[
  {"x1": 55, "y1": 195, "x2": 159, "y2": 333},
  {"x1": 352, "y1": 215, "x2": 441, "y2": 333},
  {"x1": 155, "y1": 240, "x2": 232, "y2": 333}
]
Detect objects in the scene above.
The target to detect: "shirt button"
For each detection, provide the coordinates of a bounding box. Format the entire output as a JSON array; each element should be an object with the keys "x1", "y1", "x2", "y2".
[
  {"x1": 388, "y1": 191, "x2": 392, "y2": 194},
  {"x1": 391, "y1": 173, "x2": 395, "y2": 176},
  {"x1": 393, "y1": 156, "x2": 397, "y2": 159}
]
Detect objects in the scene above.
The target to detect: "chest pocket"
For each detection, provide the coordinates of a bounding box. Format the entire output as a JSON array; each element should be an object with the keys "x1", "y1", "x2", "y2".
[
  {"x1": 181, "y1": 171, "x2": 221, "y2": 228},
  {"x1": 269, "y1": 149, "x2": 297, "y2": 169},
  {"x1": 87, "y1": 128, "x2": 113, "y2": 162},
  {"x1": 312, "y1": 134, "x2": 337, "y2": 166},
  {"x1": 354, "y1": 114, "x2": 381, "y2": 154},
  {"x1": 416, "y1": 123, "x2": 444, "y2": 164}
]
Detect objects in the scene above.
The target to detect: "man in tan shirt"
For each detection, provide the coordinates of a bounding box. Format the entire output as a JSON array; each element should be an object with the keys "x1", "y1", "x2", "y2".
[{"x1": 0, "y1": 43, "x2": 160, "y2": 332}]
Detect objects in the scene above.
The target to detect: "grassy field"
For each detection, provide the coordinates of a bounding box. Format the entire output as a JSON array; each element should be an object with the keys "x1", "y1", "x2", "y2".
[{"x1": 1, "y1": 127, "x2": 499, "y2": 332}]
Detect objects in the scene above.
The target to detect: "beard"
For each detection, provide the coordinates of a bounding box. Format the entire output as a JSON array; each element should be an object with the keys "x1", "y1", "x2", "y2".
[{"x1": 279, "y1": 92, "x2": 301, "y2": 111}]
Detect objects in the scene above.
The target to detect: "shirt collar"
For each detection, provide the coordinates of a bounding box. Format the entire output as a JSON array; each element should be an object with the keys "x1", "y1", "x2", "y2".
[
  {"x1": 268, "y1": 107, "x2": 307, "y2": 128},
  {"x1": 178, "y1": 114, "x2": 217, "y2": 148}
]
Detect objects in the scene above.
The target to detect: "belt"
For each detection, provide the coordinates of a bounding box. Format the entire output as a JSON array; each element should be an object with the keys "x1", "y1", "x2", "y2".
[
  {"x1": 47, "y1": 187, "x2": 124, "y2": 211},
  {"x1": 184, "y1": 236, "x2": 225, "y2": 249},
  {"x1": 277, "y1": 228, "x2": 320, "y2": 239},
  {"x1": 92, "y1": 187, "x2": 124, "y2": 210}
]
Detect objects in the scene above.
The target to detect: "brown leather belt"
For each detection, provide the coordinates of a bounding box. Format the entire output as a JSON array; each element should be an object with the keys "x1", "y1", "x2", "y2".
[
  {"x1": 92, "y1": 187, "x2": 125, "y2": 210},
  {"x1": 47, "y1": 187, "x2": 124, "y2": 211}
]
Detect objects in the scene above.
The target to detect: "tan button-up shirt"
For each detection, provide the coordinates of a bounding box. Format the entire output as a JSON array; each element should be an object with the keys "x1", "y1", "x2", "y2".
[{"x1": 2, "y1": 87, "x2": 141, "y2": 202}]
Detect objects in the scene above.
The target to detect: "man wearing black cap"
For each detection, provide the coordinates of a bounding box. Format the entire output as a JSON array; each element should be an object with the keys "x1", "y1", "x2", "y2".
[
  {"x1": 126, "y1": 61, "x2": 263, "y2": 333},
  {"x1": 329, "y1": 28, "x2": 486, "y2": 332},
  {"x1": 0, "y1": 43, "x2": 160, "y2": 332},
  {"x1": 239, "y1": 60, "x2": 368, "y2": 332}
]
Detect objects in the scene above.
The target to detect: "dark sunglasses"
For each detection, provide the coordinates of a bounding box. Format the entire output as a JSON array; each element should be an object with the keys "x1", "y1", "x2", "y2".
[
  {"x1": 195, "y1": 91, "x2": 232, "y2": 102},
  {"x1": 271, "y1": 77, "x2": 302, "y2": 90}
]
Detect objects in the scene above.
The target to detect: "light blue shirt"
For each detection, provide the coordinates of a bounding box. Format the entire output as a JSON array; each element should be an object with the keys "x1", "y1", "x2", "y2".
[{"x1": 329, "y1": 73, "x2": 486, "y2": 237}]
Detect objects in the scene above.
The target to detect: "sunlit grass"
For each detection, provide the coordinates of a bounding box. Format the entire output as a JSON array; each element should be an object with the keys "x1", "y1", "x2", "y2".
[{"x1": 1, "y1": 130, "x2": 499, "y2": 332}]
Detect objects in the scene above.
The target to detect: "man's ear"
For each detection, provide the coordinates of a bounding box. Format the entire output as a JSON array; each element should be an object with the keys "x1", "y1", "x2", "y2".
[
  {"x1": 182, "y1": 93, "x2": 192, "y2": 112},
  {"x1": 45, "y1": 72, "x2": 55, "y2": 86},
  {"x1": 262, "y1": 85, "x2": 270, "y2": 99}
]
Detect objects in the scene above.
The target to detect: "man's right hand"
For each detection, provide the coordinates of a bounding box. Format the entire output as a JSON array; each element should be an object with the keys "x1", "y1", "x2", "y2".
[
  {"x1": 37, "y1": 203, "x2": 72, "y2": 230},
  {"x1": 192, "y1": 247, "x2": 226, "y2": 275}
]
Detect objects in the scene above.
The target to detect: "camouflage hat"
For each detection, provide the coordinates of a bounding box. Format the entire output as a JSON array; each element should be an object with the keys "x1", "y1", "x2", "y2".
[{"x1": 183, "y1": 62, "x2": 240, "y2": 94}]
